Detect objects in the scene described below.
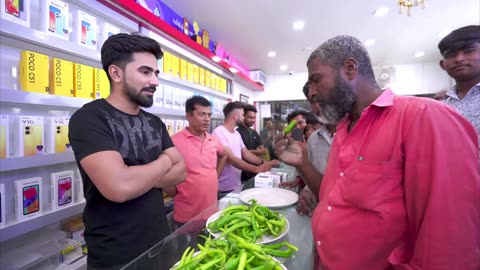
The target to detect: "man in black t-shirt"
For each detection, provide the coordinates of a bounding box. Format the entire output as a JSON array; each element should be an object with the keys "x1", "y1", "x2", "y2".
[
  {"x1": 69, "y1": 33, "x2": 186, "y2": 270},
  {"x1": 237, "y1": 104, "x2": 266, "y2": 182}
]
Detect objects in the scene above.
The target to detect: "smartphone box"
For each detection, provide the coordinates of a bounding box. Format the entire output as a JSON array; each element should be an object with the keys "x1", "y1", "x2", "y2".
[
  {"x1": 51, "y1": 170, "x2": 74, "y2": 210},
  {"x1": 175, "y1": 120, "x2": 184, "y2": 134},
  {"x1": 99, "y1": 22, "x2": 119, "y2": 47},
  {"x1": 172, "y1": 87, "x2": 181, "y2": 110},
  {"x1": 205, "y1": 70, "x2": 211, "y2": 88},
  {"x1": 163, "y1": 85, "x2": 173, "y2": 108},
  {"x1": 219, "y1": 78, "x2": 227, "y2": 93},
  {"x1": 19, "y1": 51, "x2": 49, "y2": 94},
  {"x1": 254, "y1": 174, "x2": 275, "y2": 188},
  {"x1": 192, "y1": 64, "x2": 199, "y2": 84},
  {"x1": 74, "y1": 169, "x2": 85, "y2": 203},
  {"x1": 93, "y1": 68, "x2": 109, "y2": 99},
  {"x1": 0, "y1": 115, "x2": 9, "y2": 159},
  {"x1": 183, "y1": 120, "x2": 189, "y2": 129},
  {"x1": 73, "y1": 10, "x2": 97, "y2": 49},
  {"x1": 0, "y1": 184, "x2": 5, "y2": 228},
  {"x1": 15, "y1": 177, "x2": 43, "y2": 222},
  {"x1": 181, "y1": 90, "x2": 192, "y2": 111},
  {"x1": 165, "y1": 119, "x2": 174, "y2": 136},
  {"x1": 73, "y1": 63, "x2": 93, "y2": 99},
  {"x1": 171, "y1": 54, "x2": 179, "y2": 78},
  {"x1": 45, "y1": 117, "x2": 71, "y2": 153},
  {"x1": 210, "y1": 73, "x2": 217, "y2": 90},
  {"x1": 216, "y1": 76, "x2": 222, "y2": 91},
  {"x1": 162, "y1": 51, "x2": 172, "y2": 75},
  {"x1": 179, "y1": 58, "x2": 188, "y2": 80},
  {"x1": 199, "y1": 68, "x2": 205, "y2": 86},
  {"x1": 1, "y1": 0, "x2": 30, "y2": 27},
  {"x1": 14, "y1": 116, "x2": 44, "y2": 157},
  {"x1": 49, "y1": 58, "x2": 74, "y2": 97},
  {"x1": 153, "y1": 84, "x2": 164, "y2": 107},
  {"x1": 40, "y1": 0, "x2": 70, "y2": 40},
  {"x1": 187, "y1": 62, "x2": 194, "y2": 82}
]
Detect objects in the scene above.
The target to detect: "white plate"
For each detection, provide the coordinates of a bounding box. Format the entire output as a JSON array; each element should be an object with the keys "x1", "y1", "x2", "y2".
[
  {"x1": 206, "y1": 211, "x2": 289, "y2": 244},
  {"x1": 239, "y1": 188, "x2": 298, "y2": 208},
  {"x1": 171, "y1": 251, "x2": 288, "y2": 269}
]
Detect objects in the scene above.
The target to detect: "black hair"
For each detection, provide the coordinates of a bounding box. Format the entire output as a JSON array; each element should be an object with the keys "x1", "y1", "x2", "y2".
[
  {"x1": 185, "y1": 95, "x2": 211, "y2": 113},
  {"x1": 100, "y1": 33, "x2": 164, "y2": 82},
  {"x1": 305, "y1": 113, "x2": 320, "y2": 125},
  {"x1": 287, "y1": 110, "x2": 309, "y2": 124},
  {"x1": 244, "y1": 104, "x2": 257, "y2": 114},
  {"x1": 438, "y1": 25, "x2": 480, "y2": 56},
  {"x1": 302, "y1": 82, "x2": 310, "y2": 98},
  {"x1": 223, "y1": 101, "x2": 245, "y2": 118}
]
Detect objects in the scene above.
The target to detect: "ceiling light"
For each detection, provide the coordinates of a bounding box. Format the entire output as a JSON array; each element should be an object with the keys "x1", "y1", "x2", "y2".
[
  {"x1": 415, "y1": 51, "x2": 425, "y2": 57},
  {"x1": 267, "y1": 51, "x2": 276, "y2": 57},
  {"x1": 438, "y1": 29, "x2": 451, "y2": 38},
  {"x1": 212, "y1": 56, "x2": 222, "y2": 62},
  {"x1": 374, "y1": 7, "x2": 389, "y2": 16},
  {"x1": 292, "y1": 21, "x2": 305, "y2": 30},
  {"x1": 280, "y1": 65, "x2": 288, "y2": 71},
  {"x1": 229, "y1": 67, "x2": 238, "y2": 73},
  {"x1": 364, "y1": 39, "x2": 375, "y2": 46}
]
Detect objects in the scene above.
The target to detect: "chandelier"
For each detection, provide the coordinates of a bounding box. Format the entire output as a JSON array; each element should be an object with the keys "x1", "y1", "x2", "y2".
[{"x1": 398, "y1": 0, "x2": 426, "y2": 16}]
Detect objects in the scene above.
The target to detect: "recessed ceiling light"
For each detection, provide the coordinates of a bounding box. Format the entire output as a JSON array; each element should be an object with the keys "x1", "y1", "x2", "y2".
[
  {"x1": 267, "y1": 51, "x2": 276, "y2": 57},
  {"x1": 438, "y1": 29, "x2": 451, "y2": 38},
  {"x1": 229, "y1": 67, "x2": 238, "y2": 73},
  {"x1": 292, "y1": 21, "x2": 305, "y2": 30},
  {"x1": 415, "y1": 51, "x2": 425, "y2": 58},
  {"x1": 364, "y1": 39, "x2": 375, "y2": 46},
  {"x1": 212, "y1": 56, "x2": 222, "y2": 62},
  {"x1": 374, "y1": 7, "x2": 389, "y2": 16},
  {"x1": 280, "y1": 65, "x2": 288, "y2": 71}
]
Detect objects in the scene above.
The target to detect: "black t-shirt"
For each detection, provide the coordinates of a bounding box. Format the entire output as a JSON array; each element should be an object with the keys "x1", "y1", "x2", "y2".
[
  {"x1": 236, "y1": 125, "x2": 262, "y2": 181},
  {"x1": 69, "y1": 99, "x2": 174, "y2": 267}
]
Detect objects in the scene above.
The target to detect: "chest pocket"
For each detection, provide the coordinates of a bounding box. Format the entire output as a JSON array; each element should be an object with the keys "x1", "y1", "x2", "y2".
[
  {"x1": 341, "y1": 159, "x2": 403, "y2": 211},
  {"x1": 201, "y1": 147, "x2": 218, "y2": 169}
]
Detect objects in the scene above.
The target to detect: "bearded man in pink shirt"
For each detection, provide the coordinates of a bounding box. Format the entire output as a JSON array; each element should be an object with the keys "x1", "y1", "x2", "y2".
[{"x1": 275, "y1": 35, "x2": 480, "y2": 270}]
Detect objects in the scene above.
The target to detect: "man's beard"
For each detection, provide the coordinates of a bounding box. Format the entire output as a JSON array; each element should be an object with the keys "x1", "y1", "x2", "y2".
[
  {"x1": 314, "y1": 75, "x2": 356, "y2": 125},
  {"x1": 124, "y1": 80, "x2": 155, "y2": 108}
]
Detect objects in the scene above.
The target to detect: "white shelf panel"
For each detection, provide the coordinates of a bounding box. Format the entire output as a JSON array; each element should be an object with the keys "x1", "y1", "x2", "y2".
[
  {"x1": 55, "y1": 255, "x2": 87, "y2": 270},
  {"x1": 0, "y1": 152, "x2": 76, "y2": 172},
  {"x1": 0, "y1": 19, "x2": 101, "y2": 63},
  {"x1": 0, "y1": 88, "x2": 92, "y2": 109},
  {"x1": 159, "y1": 73, "x2": 232, "y2": 100},
  {"x1": 0, "y1": 201, "x2": 86, "y2": 242}
]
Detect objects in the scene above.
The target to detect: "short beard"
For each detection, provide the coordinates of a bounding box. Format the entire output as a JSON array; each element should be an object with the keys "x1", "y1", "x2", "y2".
[
  {"x1": 124, "y1": 80, "x2": 155, "y2": 108},
  {"x1": 315, "y1": 75, "x2": 356, "y2": 125}
]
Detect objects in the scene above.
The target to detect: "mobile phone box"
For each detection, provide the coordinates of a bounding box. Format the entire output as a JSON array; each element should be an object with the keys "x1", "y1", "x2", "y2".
[
  {"x1": 49, "y1": 58, "x2": 74, "y2": 97},
  {"x1": 15, "y1": 177, "x2": 43, "y2": 222},
  {"x1": 14, "y1": 115, "x2": 44, "y2": 157},
  {"x1": 19, "y1": 51, "x2": 49, "y2": 94},
  {"x1": 51, "y1": 170, "x2": 75, "y2": 210}
]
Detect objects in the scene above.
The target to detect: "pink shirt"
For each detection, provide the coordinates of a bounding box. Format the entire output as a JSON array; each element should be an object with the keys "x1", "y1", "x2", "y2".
[
  {"x1": 312, "y1": 89, "x2": 480, "y2": 270},
  {"x1": 171, "y1": 128, "x2": 224, "y2": 222},
  {"x1": 212, "y1": 125, "x2": 246, "y2": 192}
]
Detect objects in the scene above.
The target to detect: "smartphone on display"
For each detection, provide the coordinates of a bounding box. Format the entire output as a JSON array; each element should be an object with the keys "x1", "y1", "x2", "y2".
[
  {"x1": 57, "y1": 177, "x2": 72, "y2": 206},
  {"x1": 291, "y1": 128, "x2": 304, "y2": 142},
  {"x1": 23, "y1": 184, "x2": 39, "y2": 215},
  {"x1": 5, "y1": 0, "x2": 20, "y2": 17}
]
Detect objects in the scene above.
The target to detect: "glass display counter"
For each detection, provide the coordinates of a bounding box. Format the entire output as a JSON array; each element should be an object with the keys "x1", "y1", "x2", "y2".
[{"x1": 121, "y1": 179, "x2": 314, "y2": 270}]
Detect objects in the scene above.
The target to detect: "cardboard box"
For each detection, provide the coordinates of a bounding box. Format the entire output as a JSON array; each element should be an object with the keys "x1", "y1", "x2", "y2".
[
  {"x1": 162, "y1": 51, "x2": 172, "y2": 74},
  {"x1": 41, "y1": 0, "x2": 70, "y2": 40},
  {"x1": 49, "y1": 58, "x2": 74, "y2": 97},
  {"x1": 15, "y1": 116, "x2": 44, "y2": 157},
  {"x1": 51, "y1": 170, "x2": 75, "y2": 210},
  {"x1": 73, "y1": 63, "x2": 93, "y2": 99},
  {"x1": 1, "y1": 0, "x2": 30, "y2": 27},
  {"x1": 45, "y1": 117, "x2": 71, "y2": 153},
  {"x1": 179, "y1": 58, "x2": 188, "y2": 80},
  {"x1": 15, "y1": 177, "x2": 43, "y2": 221},
  {"x1": 19, "y1": 51, "x2": 49, "y2": 94},
  {"x1": 193, "y1": 64, "x2": 199, "y2": 84},
  {"x1": 73, "y1": 10, "x2": 97, "y2": 49},
  {"x1": 187, "y1": 62, "x2": 194, "y2": 82},
  {"x1": 171, "y1": 54, "x2": 179, "y2": 78},
  {"x1": 199, "y1": 68, "x2": 205, "y2": 86},
  {"x1": 205, "y1": 70, "x2": 211, "y2": 88},
  {"x1": 93, "y1": 68, "x2": 109, "y2": 99}
]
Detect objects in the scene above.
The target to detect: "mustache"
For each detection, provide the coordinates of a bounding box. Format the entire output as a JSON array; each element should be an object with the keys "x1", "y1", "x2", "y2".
[{"x1": 141, "y1": 86, "x2": 157, "y2": 93}]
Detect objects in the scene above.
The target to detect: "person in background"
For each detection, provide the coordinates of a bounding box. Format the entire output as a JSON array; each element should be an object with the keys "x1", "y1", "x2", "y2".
[
  {"x1": 303, "y1": 113, "x2": 322, "y2": 141},
  {"x1": 259, "y1": 118, "x2": 276, "y2": 160},
  {"x1": 69, "y1": 33, "x2": 186, "y2": 270},
  {"x1": 237, "y1": 104, "x2": 267, "y2": 182},
  {"x1": 438, "y1": 25, "x2": 480, "y2": 136},
  {"x1": 212, "y1": 101, "x2": 277, "y2": 199},
  {"x1": 275, "y1": 35, "x2": 479, "y2": 269},
  {"x1": 286, "y1": 110, "x2": 308, "y2": 131},
  {"x1": 433, "y1": 89, "x2": 448, "y2": 100},
  {"x1": 164, "y1": 96, "x2": 226, "y2": 229}
]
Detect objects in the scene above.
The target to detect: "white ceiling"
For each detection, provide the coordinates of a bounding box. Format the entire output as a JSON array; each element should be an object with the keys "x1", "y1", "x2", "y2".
[{"x1": 160, "y1": 0, "x2": 480, "y2": 75}]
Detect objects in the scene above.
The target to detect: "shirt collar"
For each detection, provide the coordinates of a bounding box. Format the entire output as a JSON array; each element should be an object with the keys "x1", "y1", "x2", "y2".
[
  {"x1": 182, "y1": 127, "x2": 212, "y2": 140},
  {"x1": 370, "y1": 88, "x2": 395, "y2": 108},
  {"x1": 446, "y1": 82, "x2": 480, "y2": 100}
]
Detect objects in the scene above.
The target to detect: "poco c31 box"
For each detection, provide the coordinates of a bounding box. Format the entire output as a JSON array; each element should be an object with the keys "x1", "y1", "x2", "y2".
[
  {"x1": 205, "y1": 70, "x2": 211, "y2": 88},
  {"x1": 14, "y1": 116, "x2": 44, "y2": 157},
  {"x1": 171, "y1": 54, "x2": 179, "y2": 78},
  {"x1": 51, "y1": 170, "x2": 75, "y2": 210},
  {"x1": 41, "y1": 0, "x2": 70, "y2": 40},
  {"x1": 0, "y1": 115, "x2": 9, "y2": 159},
  {"x1": 49, "y1": 58, "x2": 74, "y2": 97},
  {"x1": 93, "y1": 68, "x2": 109, "y2": 99},
  {"x1": 199, "y1": 67, "x2": 205, "y2": 86},
  {"x1": 192, "y1": 64, "x2": 199, "y2": 84},
  {"x1": 73, "y1": 10, "x2": 97, "y2": 49},
  {"x1": 73, "y1": 63, "x2": 93, "y2": 99},
  {"x1": 15, "y1": 177, "x2": 43, "y2": 222},
  {"x1": 187, "y1": 62, "x2": 194, "y2": 82},
  {"x1": 19, "y1": 51, "x2": 49, "y2": 94},
  {"x1": 162, "y1": 51, "x2": 172, "y2": 75},
  {"x1": 210, "y1": 73, "x2": 217, "y2": 90},
  {"x1": 179, "y1": 58, "x2": 188, "y2": 80},
  {"x1": 45, "y1": 117, "x2": 71, "y2": 154},
  {"x1": 1, "y1": 0, "x2": 30, "y2": 27}
]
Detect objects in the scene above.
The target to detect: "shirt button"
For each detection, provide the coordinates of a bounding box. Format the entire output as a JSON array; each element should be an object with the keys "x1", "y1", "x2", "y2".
[
  {"x1": 340, "y1": 172, "x2": 344, "y2": 177},
  {"x1": 327, "y1": 206, "x2": 332, "y2": 211},
  {"x1": 316, "y1": 241, "x2": 321, "y2": 246}
]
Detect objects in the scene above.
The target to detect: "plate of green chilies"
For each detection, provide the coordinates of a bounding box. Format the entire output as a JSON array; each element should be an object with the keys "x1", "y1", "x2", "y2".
[{"x1": 206, "y1": 200, "x2": 290, "y2": 244}]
